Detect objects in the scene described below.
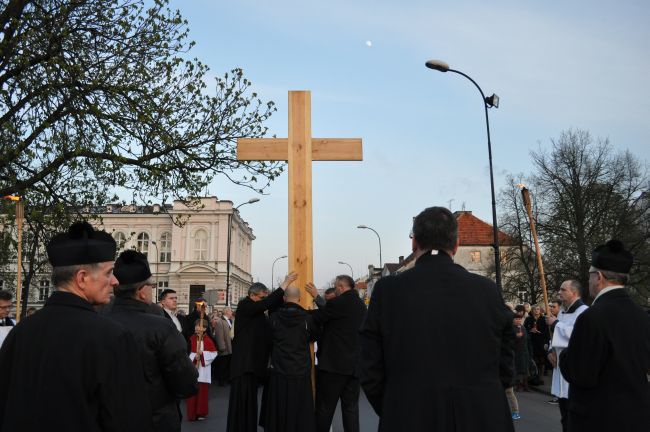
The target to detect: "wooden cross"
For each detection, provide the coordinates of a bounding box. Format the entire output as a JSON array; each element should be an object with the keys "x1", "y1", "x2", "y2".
[{"x1": 237, "y1": 91, "x2": 362, "y2": 309}]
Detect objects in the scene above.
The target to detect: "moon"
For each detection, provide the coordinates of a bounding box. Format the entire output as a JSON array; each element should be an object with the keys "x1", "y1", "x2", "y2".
[{"x1": 366, "y1": 40, "x2": 372, "y2": 47}]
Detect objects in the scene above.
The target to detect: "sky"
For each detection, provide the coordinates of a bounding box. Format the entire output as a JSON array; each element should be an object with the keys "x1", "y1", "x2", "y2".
[{"x1": 166, "y1": 0, "x2": 650, "y2": 288}]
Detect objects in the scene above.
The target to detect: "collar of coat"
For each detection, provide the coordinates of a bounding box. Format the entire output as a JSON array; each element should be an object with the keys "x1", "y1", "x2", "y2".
[
  {"x1": 112, "y1": 296, "x2": 150, "y2": 313},
  {"x1": 45, "y1": 291, "x2": 95, "y2": 312},
  {"x1": 414, "y1": 249, "x2": 453, "y2": 266}
]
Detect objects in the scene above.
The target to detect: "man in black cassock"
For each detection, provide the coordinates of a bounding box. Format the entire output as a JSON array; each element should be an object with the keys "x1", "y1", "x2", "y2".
[
  {"x1": 226, "y1": 272, "x2": 296, "y2": 432},
  {"x1": 263, "y1": 286, "x2": 319, "y2": 432},
  {"x1": 359, "y1": 207, "x2": 515, "y2": 431},
  {"x1": 0, "y1": 222, "x2": 151, "y2": 432},
  {"x1": 305, "y1": 275, "x2": 366, "y2": 432},
  {"x1": 108, "y1": 250, "x2": 198, "y2": 432},
  {"x1": 559, "y1": 240, "x2": 650, "y2": 432}
]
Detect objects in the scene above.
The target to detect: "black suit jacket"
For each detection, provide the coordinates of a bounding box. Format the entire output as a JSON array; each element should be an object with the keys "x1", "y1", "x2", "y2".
[
  {"x1": 359, "y1": 251, "x2": 514, "y2": 432},
  {"x1": 230, "y1": 288, "x2": 284, "y2": 379},
  {"x1": 559, "y1": 288, "x2": 650, "y2": 432},
  {"x1": 311, "y1": 288, "x2": 366, "y2": 376}
]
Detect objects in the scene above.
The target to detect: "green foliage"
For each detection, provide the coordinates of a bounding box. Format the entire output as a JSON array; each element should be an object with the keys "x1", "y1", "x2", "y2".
[{"x1": 0, "y1": 0, "x2": 282, "y2": 202}]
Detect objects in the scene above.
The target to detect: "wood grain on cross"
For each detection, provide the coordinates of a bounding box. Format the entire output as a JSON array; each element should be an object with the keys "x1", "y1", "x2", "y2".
[{"x1": 237, "y1": 90, "x2": 362, "y2": 309}]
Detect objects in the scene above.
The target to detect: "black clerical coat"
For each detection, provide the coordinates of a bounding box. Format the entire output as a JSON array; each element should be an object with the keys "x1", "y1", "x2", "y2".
[
  {"x1": 108, "y1": 297, "x2": 198, "y2": 432},
  {"x1": 359, "y1": 251, "x2": 515, "y2": 432},
  {"x1": 230, "y1": 288, "x2": 285, "y2": 379},
  {"x1": 559, "y1": 288, "x2": 650, "y2": 432},
  {"x1": 263, "y1": 302, "x2": 318, "y2": 432},
  {"x1": 311, "y1": 288, "x2": 366, "y2": 376},
  {"x1": 0, "y1": 291, "x2": 151, "y2": 432}
]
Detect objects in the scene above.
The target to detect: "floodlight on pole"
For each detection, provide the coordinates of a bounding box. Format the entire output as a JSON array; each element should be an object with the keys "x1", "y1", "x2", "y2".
[{"x1": 425, "y1": 58, "x2": 502, "y2": 290}]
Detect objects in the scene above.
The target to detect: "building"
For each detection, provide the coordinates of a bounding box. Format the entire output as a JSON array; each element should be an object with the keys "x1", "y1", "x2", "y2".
[
  {"x1": 0, "y1": 197, "x2": 255, "y2": 312},
  {"x1": 364, "y1": 210, "x2": 517, "y2": 298}
]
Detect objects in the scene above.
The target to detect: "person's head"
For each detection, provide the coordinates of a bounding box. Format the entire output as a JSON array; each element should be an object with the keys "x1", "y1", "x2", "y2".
[
  {"x1": 531, "y1": 305, "x2": 541, "y2": 318},
  {"x1": 0, "y1": 290, "x2": 12, "y2": 319},
  {"x1": 248, "y1": 282, "x2": 269, "y2": 302},
  {"x1": 523, "y1": 303, "x2": 531, "y2": 313},
  {"x1": 549, "y1": 299, "x2": 562, "y2": 317},
  {"x1": 558, "y1": 280, "x2": 582, "y2": 307},
  {"x1": 159, "y1": 289, "x2": 178, "y2": 311},
  {"x1": 589, "y1": 239, "x2": 633, "y2": 298},
  {"x1": 334, "y1": 275, "x2": 355, "y2": 296},
  {"x1": 47, "y1": 222, "x2": 118, "y2": 306},
  {"x1": 25, "y1": 307, "x2": 37, "y2": 317},
  {"x1": 222, "y1": 307, "x2": 233, "y2": 319},
  {"x1": 323, "y1": 287, "x2": 336, "y2": 301},
  {"x1": 283, "y1": 286, "x2": 301, "y2": 304},
  {"x1": 411, "y1": 206, "x2": 459, "y2": 256},
  {"x1": 513, "y1": 313, "x2": 524, "y2": 326},
  {"x1": 514, "y1": 304, "x2": 525, "y2": 314},
  {"x1": 113, "y1": 250, "x2": 155, "y2": 304},
  {"x1": 194, "y1": 319, "x2": 208, "y2": 336}
]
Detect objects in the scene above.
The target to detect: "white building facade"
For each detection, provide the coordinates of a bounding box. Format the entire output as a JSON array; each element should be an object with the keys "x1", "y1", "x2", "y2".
[{"x1": 1, "y1": 197, "x2": 255, "y2": 312}]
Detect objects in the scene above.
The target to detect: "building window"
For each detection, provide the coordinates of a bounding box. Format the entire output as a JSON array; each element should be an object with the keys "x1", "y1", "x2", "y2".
[
  {"x1": 157, "y1": 281, "x2": 169, "y2": 301},
  {"x1": 136, "y1": 232, "x2": 149, "y2": 254},
  {"x1": 113, "y1": 231, "x2": 127, "y2": 251},
  {"x1": 38, "y1": 280, "x2": 50, "y2": 302},
  {"x1": 470, "y1": 251, "x2": 481, "y2": 263},
  {"x1": 193, "y1": 229, "x2": 208, "y2": 261},
  {"x1": 159, "y1": 232, "x2": 172, "y2": 262}
]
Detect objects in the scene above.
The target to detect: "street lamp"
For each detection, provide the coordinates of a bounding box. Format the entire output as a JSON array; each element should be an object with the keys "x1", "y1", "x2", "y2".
[
  {"x1": 338, "y1": 261, "x2": 354, "y2": 279},
  {"x1": 357, "y1": 225, "x2": 382, "y2": 269},
  {"x1": 226, "y1": 198, "x2": 260, "y2": 306},
  {"x1": 271, "y1": 255, "x2": 288, "y2": 290},
  {"x1": 425, "y1": 59, "x2": 502, "y2": 290}
]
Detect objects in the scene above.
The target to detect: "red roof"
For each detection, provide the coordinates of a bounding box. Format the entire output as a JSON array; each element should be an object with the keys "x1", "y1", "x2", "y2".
[{"x1": 455, "y1": 211, "x2": 516, "y2": 246}]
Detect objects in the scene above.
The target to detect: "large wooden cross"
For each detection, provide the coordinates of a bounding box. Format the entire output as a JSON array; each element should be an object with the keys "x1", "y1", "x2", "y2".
[{"x1": 237, "y1": 91, "x2": 362, "y2": 309}]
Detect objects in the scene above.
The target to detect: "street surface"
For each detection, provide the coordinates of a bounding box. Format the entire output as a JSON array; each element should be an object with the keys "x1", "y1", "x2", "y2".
[{"x1": 181, "y1": 384, "x2": 561, "y2": 431}]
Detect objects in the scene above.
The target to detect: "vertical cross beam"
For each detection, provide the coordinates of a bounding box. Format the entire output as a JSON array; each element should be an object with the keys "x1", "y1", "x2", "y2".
[{"x1": 288, "y1": 91, "x2": 313, "y2": 309}]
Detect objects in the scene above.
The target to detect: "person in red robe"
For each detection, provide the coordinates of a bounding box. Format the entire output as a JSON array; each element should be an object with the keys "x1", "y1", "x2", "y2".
[{"x1": 187, "y1": 319, "x2": 218, "y2": 421}]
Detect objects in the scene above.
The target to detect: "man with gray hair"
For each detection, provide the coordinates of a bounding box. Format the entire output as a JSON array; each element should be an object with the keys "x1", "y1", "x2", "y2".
[
  {"x1": 108, "y1": 250, "x2": 198, "y2": 432},
  {"x1": 560, "y1": 240, "x2": 650, "y2": 432},
  {"x1": 545, "y1": 279, "x2": 588, "y2": 431},
  {"x1": 0, "y1": 221, "x2": 150, "y2": 431},
  {"x1": 262, "y1": 285, "x2": 319, "y2": 431},
  {"x1": 213, "y1": 307, "x2": 234, "y2": 386}
]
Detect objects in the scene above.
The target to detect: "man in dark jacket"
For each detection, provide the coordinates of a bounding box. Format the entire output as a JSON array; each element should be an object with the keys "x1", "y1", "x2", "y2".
[
  {"x1": 358, "y1": 207, "x2": 515, "y2": 431},
  {"x1": 560, "y1": 240, "x2": 650, "y2": 432},
  {"x1": 305, "y1": 274, "x2": 367, "y2": 432},
  {"x1": 226, "y1": 272, "x2": 296, "y2": 432},
  {"x1": 0, "y1": 222, "x2": 151, "y2": 432},
  {"x1": 263, "y1": 286, "x2": 319, "y2": 432},
  {"x1": 108, "y1": 250, "x2": 198, "y2": 432}
]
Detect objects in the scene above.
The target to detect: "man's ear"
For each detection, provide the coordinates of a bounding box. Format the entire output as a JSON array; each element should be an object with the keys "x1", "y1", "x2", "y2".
[{"x1": 451, "y1": 237, "x2": 460, "y2": 256}]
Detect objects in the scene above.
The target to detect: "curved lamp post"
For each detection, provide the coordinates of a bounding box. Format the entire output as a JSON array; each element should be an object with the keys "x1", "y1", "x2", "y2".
[
  {"x1": 425, "y1": 59, "x2": 502, "y2": 290},
  {"x1": 357, "y1": 225, "x2": 382, "y2": 269},
  {"x1": 337, "y1": 261, "x2": 354, "y2": 279},
  {"x1": 226, "y1": 198, "x2": 260, "y2": 306},
  {"x1": 271, "y1": 255, "x2": 288, "y2": 290}
]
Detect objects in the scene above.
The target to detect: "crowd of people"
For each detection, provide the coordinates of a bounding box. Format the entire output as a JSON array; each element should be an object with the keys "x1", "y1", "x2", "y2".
[{"x1": 0, "y1": 207, "x2": 648, "y2": 432}]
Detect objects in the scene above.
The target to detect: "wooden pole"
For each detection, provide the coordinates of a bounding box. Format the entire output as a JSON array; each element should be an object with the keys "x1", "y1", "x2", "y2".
[
  {"x1": 520, "y1": 186, "x2": 549, "y2": 314},
  {"x1": 15, "y1": 199, "x2": 24, "y2": 323}
]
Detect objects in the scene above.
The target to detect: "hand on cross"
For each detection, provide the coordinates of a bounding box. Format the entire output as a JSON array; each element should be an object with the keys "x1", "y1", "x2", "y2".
[
  {"x1": 305, "y1": 282, "x2": 318, "y2": 298},
  {"x1": 281, "y1": 272, "x2": 298, "y2": 290}
]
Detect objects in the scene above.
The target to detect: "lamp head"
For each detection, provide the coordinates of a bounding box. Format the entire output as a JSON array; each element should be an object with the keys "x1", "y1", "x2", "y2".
[
  {"x1": 485, "y1": 93, "x2": 499, "y2": 108},
  {"x1": 281, "y1": 255, "x2": 287, "y2": 259},
  {"x1": 425, "y1": 59, "x2": 450, "y2": 72},
  {"x1": 357, "y1": 225, "x2": 368, "y2": 229},
  {"x1": 247, "y1": 198, "x2": 260, "y2": 204}
]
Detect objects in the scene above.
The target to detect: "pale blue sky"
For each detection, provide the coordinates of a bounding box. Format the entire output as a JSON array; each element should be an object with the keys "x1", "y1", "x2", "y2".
[{"x1": 168, "y1": 0, "x2": 650, "y2": 287}]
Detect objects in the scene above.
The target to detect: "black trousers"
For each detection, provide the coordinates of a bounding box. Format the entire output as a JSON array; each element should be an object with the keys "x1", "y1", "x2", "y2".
[
  {"x1": 559, "y1": 398, "x2": 569, "y2": 432},
  {"x1": 214, "y1": 354, "x2": 231, "y2": 385},
  {"x1": 315, "y1": 370, "x2": 360, "y2": 432}
]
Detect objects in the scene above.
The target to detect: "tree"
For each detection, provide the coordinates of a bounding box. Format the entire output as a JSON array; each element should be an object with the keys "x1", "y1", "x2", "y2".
[
  {"x1": 531, "y1": 129, "x2": 649, "y2": 304},
  {"x1": 0, "y1": 0, "x2": 282, "y2": 203}
]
